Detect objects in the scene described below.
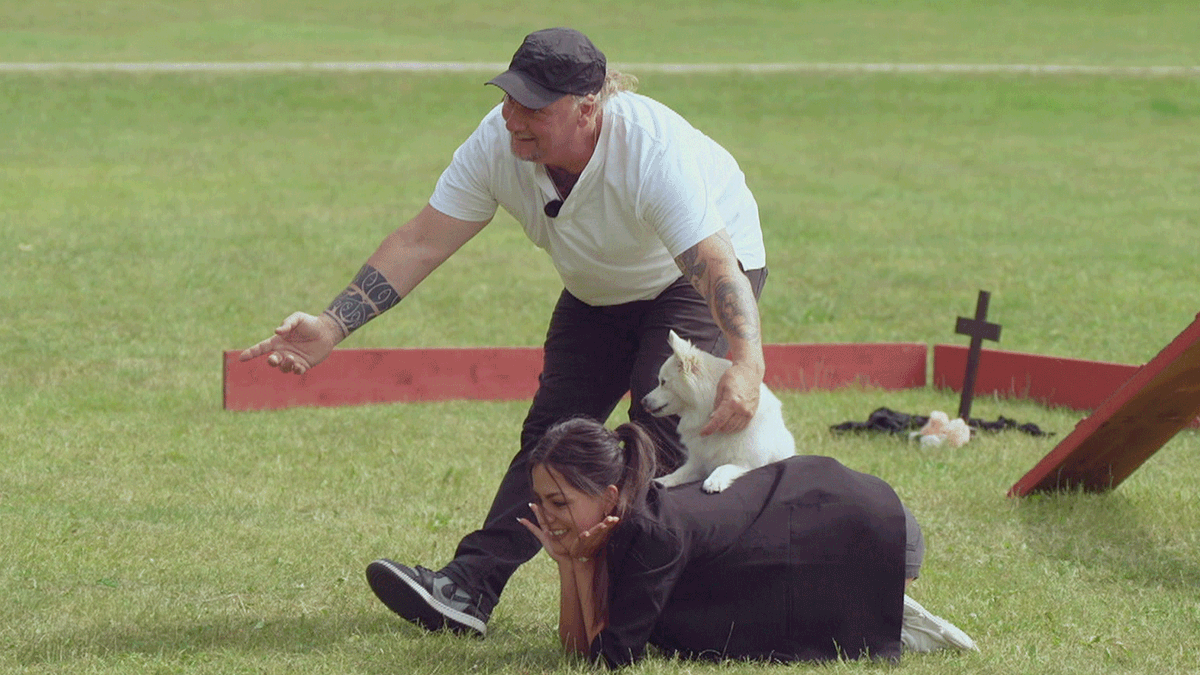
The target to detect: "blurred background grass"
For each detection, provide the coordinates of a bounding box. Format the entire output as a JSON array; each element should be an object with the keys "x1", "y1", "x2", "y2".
[
  {"x1": 2, "y1": 2, "x2": 1198, "y2": 673},
  {"x1": 4, "y1": 0, "x2": 1200, "y2": 65}
]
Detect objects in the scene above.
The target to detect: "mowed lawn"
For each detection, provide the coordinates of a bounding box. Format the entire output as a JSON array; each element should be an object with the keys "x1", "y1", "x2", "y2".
[{"x1": 2, "y1": 2, "x2": 1199, "y2": 674}]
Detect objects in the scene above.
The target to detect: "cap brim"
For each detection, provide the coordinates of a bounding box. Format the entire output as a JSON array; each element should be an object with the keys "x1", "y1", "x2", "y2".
[{"x1": 486, "y1": 70, "x2": 565, "y2": 109}]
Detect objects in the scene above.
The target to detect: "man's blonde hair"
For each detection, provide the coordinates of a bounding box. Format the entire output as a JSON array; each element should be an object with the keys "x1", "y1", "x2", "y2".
[{"x1": 575, "y1": 70, "x2": 639, "y2": 108}]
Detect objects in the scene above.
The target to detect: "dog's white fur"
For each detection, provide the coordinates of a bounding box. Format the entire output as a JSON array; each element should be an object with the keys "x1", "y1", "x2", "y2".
[{"x1": 641, "y1": 330, "x2": 796, "y2": 493}]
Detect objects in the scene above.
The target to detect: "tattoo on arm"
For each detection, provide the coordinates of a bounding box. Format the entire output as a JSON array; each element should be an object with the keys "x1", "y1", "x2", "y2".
[
  {"x1": 712, "y1": 275, "x2": 760, "y2": 342},
  {"x1": 322, "y1": 264, "x2": 403, "y2": 338},
  {"x1": 675, "y1": 244, "x2": 708, "y2": 289},
  {"x1": 675, "y1": 241, "x2": 760, "y2": 343}
]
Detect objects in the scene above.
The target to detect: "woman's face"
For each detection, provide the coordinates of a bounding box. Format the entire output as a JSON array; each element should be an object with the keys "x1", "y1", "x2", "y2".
[{"x1": 530, "y1": 463, "x2": 616, "y2": 550}]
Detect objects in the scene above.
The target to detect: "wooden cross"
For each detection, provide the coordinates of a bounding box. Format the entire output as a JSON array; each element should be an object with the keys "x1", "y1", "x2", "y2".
[{"x1": 955, "y1": 290, "x2": 1002, "y2": 420}]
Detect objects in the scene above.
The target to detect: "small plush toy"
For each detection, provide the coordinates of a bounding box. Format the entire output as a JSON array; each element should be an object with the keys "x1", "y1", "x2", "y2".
[{"x1": 914, "y1": 410, "x2": 971, "y2": 448}]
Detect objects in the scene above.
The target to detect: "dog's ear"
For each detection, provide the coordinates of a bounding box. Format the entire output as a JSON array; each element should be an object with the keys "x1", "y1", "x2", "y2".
[
  {"x1": 668, "y1": 330, "x2": 704, "y2": 379},
  {"x1": 667, "y1": 329, "x2": 687, "y2": 355},
  {"x1": 668, "y1": 330, "x2": 701, "y2": 358},
  {"x1": 667, "y1": 329, "x2": 700, "y2": 379},
  {"x1": 677, "y1": 350, "x2": 705, "y2": 380}
]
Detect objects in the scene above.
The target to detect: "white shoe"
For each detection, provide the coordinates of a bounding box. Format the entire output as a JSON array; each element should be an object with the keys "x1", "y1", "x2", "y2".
[{"x1": 901, "y1": 594, "x2": 979, "y2": 652}]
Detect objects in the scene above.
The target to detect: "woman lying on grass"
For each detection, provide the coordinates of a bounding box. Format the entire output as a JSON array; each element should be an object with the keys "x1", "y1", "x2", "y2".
[{"x1": 519, "y1": 417, "x2": 977, "y2": 667}]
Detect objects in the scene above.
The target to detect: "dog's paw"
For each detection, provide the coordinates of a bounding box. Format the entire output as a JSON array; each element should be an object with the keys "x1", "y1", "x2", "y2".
[
  {"x1": 656, "y1": 470, "x2": 688, "y2": 488},
  {"x1": 701, "y1": 465, "x2": 749, "y2": 493}
]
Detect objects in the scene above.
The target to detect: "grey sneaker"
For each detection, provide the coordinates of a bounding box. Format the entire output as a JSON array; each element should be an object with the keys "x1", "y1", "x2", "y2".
[
  {"x1": 901, "y1": 594, "x2": 978, "y2": 652},
  {"x1": 366, "y1": 559, "x2": 488, "y2": 637}
]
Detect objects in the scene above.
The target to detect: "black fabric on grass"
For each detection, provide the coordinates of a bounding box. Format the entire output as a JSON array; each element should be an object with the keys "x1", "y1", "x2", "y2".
[{"x1": 830, "y1": 407, "x2": 1053, "y2": 437}]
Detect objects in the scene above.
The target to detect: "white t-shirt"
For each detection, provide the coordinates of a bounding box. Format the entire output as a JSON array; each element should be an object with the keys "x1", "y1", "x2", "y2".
[{"x1": 429, "y1": 92, "x2": 766, "y2": 306}]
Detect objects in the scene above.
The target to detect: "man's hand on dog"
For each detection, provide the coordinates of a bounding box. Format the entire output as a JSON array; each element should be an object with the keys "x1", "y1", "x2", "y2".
[{"x1": 700, "y1": 361, "x2": 761, "y2": 436}]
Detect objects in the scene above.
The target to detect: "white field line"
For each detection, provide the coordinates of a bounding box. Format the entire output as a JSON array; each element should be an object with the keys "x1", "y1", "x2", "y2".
[{"x1": 0, "y1": 61, "x2": 1197, "y2": 76}]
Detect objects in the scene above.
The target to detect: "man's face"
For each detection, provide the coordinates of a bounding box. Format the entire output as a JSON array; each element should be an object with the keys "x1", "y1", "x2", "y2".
[{"x1": 500, "y1": 94, "x2": 581, "y2": 165}]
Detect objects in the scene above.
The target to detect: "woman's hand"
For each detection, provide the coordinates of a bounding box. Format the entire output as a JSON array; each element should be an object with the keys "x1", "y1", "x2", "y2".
[
  {"x1": 573, "y1": 514, "x2": 620, "y2": 562},
  {"x1": 518, "y1": 503, "x2": 572, "y2": 564},
  {"x1": 518, "y1": 503, "x2": 620, "y2": 565}
]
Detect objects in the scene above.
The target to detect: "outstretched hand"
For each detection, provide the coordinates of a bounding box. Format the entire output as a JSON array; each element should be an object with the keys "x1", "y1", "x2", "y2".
[
  {"x1": 700, "y1": 360, "x2": 761, "y2": 436},
  {"x1": 238, "y1": 311, "x2": 341, "y2": 375},
  {"x1": 518, "y1": 503, "x2": 619, "y2": 565}
]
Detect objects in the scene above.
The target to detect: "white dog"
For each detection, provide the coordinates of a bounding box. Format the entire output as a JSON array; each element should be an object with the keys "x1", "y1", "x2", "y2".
[{"x1": 641, "y1": 330, "x2": 795, "y2": 493}]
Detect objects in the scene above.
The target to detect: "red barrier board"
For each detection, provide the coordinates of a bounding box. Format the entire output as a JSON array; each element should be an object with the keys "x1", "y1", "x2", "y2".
[
  {"x1": 223, "y1": 347, "x2": 545, "y2": 410},
  {"x1": 933, "y1": 345, "x2": 1139, "y2": 412},
  {"x1": 223, "y1": 342, "x2": 928, "y2": 411}
]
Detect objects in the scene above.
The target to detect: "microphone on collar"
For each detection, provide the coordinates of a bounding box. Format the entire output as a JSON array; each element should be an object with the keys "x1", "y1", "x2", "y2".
[{"x1": 544, "y1": 200, "x2": 564, "y2": 218}]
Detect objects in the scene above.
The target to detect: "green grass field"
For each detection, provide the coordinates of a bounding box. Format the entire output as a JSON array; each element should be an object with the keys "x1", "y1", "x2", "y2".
[{"x1": 2, "y1": 2, "x2": 1199, "y2": 673}]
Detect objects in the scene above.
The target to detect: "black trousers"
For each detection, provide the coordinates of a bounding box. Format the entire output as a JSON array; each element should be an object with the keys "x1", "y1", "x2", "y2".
[{"x1": 442, "y1": 269, "x2": 767, "y2": 615}]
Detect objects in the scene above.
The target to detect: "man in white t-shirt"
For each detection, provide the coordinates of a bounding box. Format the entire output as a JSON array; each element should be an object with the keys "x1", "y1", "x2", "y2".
[{"x1": 240, "y1": 27, "x2": 771, "y2": 637}]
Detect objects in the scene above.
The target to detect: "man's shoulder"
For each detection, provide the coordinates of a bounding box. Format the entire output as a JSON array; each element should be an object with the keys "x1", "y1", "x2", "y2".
[
  {"x1": 450, "y1": 104, "x2": 513, "y2": 168},
  {"x1": 608, "y1": 92, "x2": 688, "y2": 129},
  {"x1": 465, "y1": 103, "x2": 509, "y2": 143},
  {"x1": 605, "y1": 93, "x2": 701, "y2": 164}
]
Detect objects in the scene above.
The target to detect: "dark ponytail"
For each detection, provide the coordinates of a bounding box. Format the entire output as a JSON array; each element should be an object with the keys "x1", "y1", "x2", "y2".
[
  {"x1": 530, "y1": 417, "x2": 659, "y2": 518},
  {"x1": 612, "y1": 422, "x2": 658, "y2": 516}
]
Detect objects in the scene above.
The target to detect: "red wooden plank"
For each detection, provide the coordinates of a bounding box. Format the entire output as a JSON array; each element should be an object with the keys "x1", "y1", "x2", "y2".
[
  {"x1": 763, "y1": 343, "x2": 927, "y2": 391},
  {"x1": 933, "y1": 345, "x2": 1137, "y2": 412},
  {"x1": 223, "y1": 348, "x2": 544, "y2": 410},
  {"x1": 223, "y1": 343, "x2": 927, "y2": 410},
  {"x1": 1009, "y1": 313, "x2": 1200, "y2": 496}
]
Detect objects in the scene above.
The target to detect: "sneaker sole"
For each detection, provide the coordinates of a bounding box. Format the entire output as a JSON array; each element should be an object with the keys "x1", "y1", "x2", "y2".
[
  {"x1": 902, "y1": 595, "x2": 978, "y2": 652},
  {"x1": 366, "y1": 560, "x2": 487, "y2": 637}
]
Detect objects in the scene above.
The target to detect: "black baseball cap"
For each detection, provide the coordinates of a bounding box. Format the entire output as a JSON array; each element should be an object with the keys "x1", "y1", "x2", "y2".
[{"x1": 487, "y1": 28, "x2": 606, "y2": 109}]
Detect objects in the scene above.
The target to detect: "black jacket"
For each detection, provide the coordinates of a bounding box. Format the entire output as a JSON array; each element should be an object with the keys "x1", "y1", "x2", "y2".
[{"x1": 589, "y1": 455, "x2": 907, "y2": 667}]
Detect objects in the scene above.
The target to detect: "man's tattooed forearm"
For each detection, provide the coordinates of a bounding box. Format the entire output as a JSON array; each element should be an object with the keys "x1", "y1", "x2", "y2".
[
  {"x1": 712, "y1": 276, "x2": 761, "y2": 343},
  {"x1": 322, "y1": 264, "x2": 403, "y2": 338},
  {"x1": 675, "y1": 244, "x2": 708, "y2": 289},
  {"x1": 676, "y1": 242, "x2": 760, "y2": 342}
]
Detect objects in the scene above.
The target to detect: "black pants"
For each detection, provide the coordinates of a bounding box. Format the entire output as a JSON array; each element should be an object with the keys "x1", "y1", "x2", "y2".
[{"x1": 441, "y1": 269, "x2": 767, "y2": 615}]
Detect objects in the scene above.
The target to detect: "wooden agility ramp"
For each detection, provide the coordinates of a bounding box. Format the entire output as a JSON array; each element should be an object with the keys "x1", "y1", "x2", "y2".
[{"x1": 1008, "y1": 313, "x2": 1200, "y2": 496}]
